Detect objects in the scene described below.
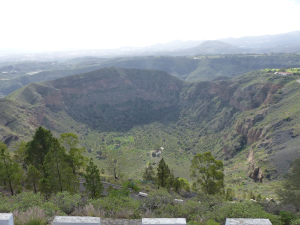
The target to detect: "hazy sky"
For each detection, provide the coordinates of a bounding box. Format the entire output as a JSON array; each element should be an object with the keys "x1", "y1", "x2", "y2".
[{"x1": 1, "y1": 0, "x2": 300, "y2": 52}]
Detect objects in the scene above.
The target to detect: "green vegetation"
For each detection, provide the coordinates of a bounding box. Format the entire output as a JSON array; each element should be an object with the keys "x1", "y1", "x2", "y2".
[
  {"x1": 191, "y1": 152, "x2": 224, "y2": 195},
  {"x1": 0, "y1": 127, "x2": 299, "y2": 224},
  {"x1": 156, "y1": 158, "x2": 171, "y2": 188},
  {"x1": 1, "y1": 65, "x2": 300, "y2": 224},
  {"x1": 277, "y1": 158, "x2": 300, "y2": 211},
  {"x1": 2, "y1": 67, "x2": 300, "y2": 190},
  {"x1": 84, "y1": 159, "x2": 104, "y2": 199}
]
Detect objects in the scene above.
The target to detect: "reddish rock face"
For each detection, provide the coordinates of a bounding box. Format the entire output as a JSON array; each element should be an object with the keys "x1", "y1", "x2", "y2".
[
  {"x1": 229, "y1": 83, "x2": 281, "y2": 111},
  {"x1": 209, "y1": 80, "x2": 281, "y2": 112},
  {"x1": 209, "y1": 81, "x2": 235, "y2": 101}
]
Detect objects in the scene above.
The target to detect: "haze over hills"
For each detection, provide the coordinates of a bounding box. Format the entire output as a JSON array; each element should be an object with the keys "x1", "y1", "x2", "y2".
[
  {"x1": 1, "y1": 67, "x2": 300, "y2": 189},
  {"x1": 1, "y1": 53, "x2": 300, "y2": 97},
  {"x1": 1, "y1": 30, "x2": 300, "y2": 60}
]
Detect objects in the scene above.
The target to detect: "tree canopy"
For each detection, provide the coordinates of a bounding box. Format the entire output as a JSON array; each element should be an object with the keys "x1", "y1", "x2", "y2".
[
  {"x1": 277, "y1": 157, "x2": 300, "y2": 211},
  {"x1": 156, "y1": 158, "x2": 171, "y2": 187},
  {"x1": 84, "y1": 158, "x2": 103, "y2": 199},
  {"x1": 190, "y1": 151, "x2": 224, "y2": 195}
]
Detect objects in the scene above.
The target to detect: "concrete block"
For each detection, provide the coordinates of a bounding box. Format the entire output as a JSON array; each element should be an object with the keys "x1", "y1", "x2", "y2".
[
  {"x1": 225, "y1": 218, "x2": 272, "y2": 225},
  {"x1": 173, "y1": 199, "x2": 184, "y2": 204},
  {"x1": 53, "y1": 216, "x2": 100, "y2": 225},
  {"x1": 0, "y1": 213, "x2": 14, "y2": 225},
  {"x1": 139, "y1": 192, "x2": 148, "y2": 197},
  {"x1": 142, "y1": 218, "x2": 186, "y2": 225}
]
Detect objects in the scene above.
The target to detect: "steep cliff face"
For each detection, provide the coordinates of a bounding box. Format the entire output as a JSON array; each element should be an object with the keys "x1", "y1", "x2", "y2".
[
  {"x1": 6, "y1": 68, "x2": 184, "y2": 133},
  {"x1": 230, "y1": 83, "x2": 281, "y2": 111},
  {"x1": 235, "y1": 108, "x2": 269, "y2": 145},
  {"x1": 208, "y1": 78, "x2": 281, "y2": 112}
]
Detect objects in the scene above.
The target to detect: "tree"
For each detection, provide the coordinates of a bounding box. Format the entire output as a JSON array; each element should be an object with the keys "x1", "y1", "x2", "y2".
[
  {"x1": 43, "y1": 139, "x2": 78, "y2": 193},
  {"x1": 0, "y1": 142, "x2": 22, "y2": 195},
  {"x1": 156, "y1": 158, "x2": 170, "y2": 187},
  {"x1": 173, "y1": 177, "x2": 182, "y2": 193},
  {"x1": 277, "y1": 158, "x2": 300, "y2": 211},
  {"x1": 12, "y1": 141, "x2": 27, "y2": 170},
  {"x1": 106, "y1": 150, "x2": 126, "y2": 179},
  {"x1": 190, "y1": 152, "x2": 224, "y2": 195},
  {"x1": 25, "y1": 165, "x2": 41, "y2": 194},
  {"x1": 60, "y1": 133, "x2": 87, "y2": 175},
  {"x1": 142, "y1": 164, "x2": 155, "y2": 182},
  {"x1": 25, "y1": 127, "x2": 55, "y2": 171},
  {"x1": 59, "y1": 133, "x2": 79, "y2": 151},
  {"x1": 178, "y1": 178, "x2": 190, "y2": 192},
  {"x1": 84, "y1": 158, "x2": 103, "y2": 199}
]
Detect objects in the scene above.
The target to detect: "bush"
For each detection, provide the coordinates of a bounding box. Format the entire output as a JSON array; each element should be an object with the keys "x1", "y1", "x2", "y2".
[
  {"x1": 13, "y1": 207, "x2": 47, "y2": 225},
  {"x1": 206, "y1": 220, "x2": 220, "y2": 225},
  {"x1": 72, "y1": 203, "x2": 105, "y2": 217},
  {"x1": 89, "y1": 195, "x2": 140, "y2": 218},
  {"x1": 50, "y1": 191, "x2": 81, "y2": 215},
  {"x1": 280, "y1": 211, "x2": 297, "y2": 225},
  {"x1": 122, "y1": 181, "x2": 141, "y2": 193},
  {"x1": 40, "y1": 201, "x2": 62, "y2": 217},
  {"x1": 158, "y1": 199, "x2": 210, "y2": 221},
  {"x1": 140, "y1": 189, "x2": 174, "y2": 212},
  {"x1": 291, "y1": 218, "x2": 300, "y2": 225},
  {"x1": 0, "y1": 192, "x2": 44, "y2": 212},
  {"x1": 197, "y1": 192, "x2": 224, "y2": 208},
  {"x1": 205, "y1": 202, "x2": 281, "y2": 225}
]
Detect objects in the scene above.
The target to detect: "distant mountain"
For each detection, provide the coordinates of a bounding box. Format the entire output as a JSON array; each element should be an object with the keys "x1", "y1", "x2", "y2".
[
  {"x1": 142, "y1": 40, "x2": 204, "y2": 52},
  {"x1": 1, "y1": 67, "x2": 300, "y2": 181},
  {"x1": 173, "y1": 40, "x2": 247, "y2": 55},
  {"x1": 220, "y1": 30, "x2": 300, "y2": 53},
  {"x1": 2, "y1": 54, "x2": 300, "y2": 97}
]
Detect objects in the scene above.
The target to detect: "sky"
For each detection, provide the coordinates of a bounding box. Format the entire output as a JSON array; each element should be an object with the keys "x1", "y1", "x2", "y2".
[{"x1": 1, "y1": 0, "x2": 300, "y2": 53}]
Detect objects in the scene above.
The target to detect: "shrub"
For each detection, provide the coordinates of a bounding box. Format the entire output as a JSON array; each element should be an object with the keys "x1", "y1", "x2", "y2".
[
  {"x1": 72, "y1": 203, "x2": 105, "y2": 217},
  {"x1": 291, "y1": 218, "x2": 300, "y2": 225},
  {"x1": 206, "y1": 220, "x2": 220, "y2": 225},
  {"x1": 225, "y1": 188, "x2": 235, "y2": 201},
  {"x1": 205, "y1": 202, "x2": 281, "y2": 225},
  {"x1": 50, "y1": 191, "x2": 81, "y2": 215},
  {"x1": 122, "y1": 181, "x2": 141, "y2": 193},
  {"x1": 280, "y1": 211, "x2": 297, "y2": 225},
  {"x1": 158, "y1": 199, "x2": 210, "y2": 221},
  {"x1": 89, "y1": 195, "x2": 140, "y2": 218},
  {"x1": 140, "y1": 189, "x2": 174, "y2": 212},
  {"x1": 0, "y1": 192, "x2": 44, "y2": 212},
  {"x1": 40, "y1": 201, "x2": 62, "y2": 217},
  {"x1": 13, "y1": 207, "x2": 47, "y2": 225}
]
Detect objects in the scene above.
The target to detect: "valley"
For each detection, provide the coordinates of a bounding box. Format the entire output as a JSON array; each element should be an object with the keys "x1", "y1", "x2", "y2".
[{"x1": 1, "y1": 66, "x2": 300, "y2": 198}]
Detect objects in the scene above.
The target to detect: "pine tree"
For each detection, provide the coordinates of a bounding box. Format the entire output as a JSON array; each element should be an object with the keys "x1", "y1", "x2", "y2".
[
  {"x1": 277, "y1": 157, "x2": 300, "y2": 210},
  {"x1": 84, "y1": 158, "x2": 103, "y2": 199},
  {"x1": 0, "y1": 142, "x2": 22, "y2": 196},
  {"x1": 60, "y1": 133, "x2": 87, "y2": 175},
  {"x1": 43, "y1": 139, "x2": 78, "y2": 193},
  {"x1": 25, "y1": 165, "x2": 41, "y2": 193},
  {"x1": 142, "y1": 164, "x2": 155, "y2": 182},
  {"x1": 156, "y1": 158, "x2": 170, "y2": 187},
  {"x1": 26, "y1": 127, "x2": 55, "y2": 171}
]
